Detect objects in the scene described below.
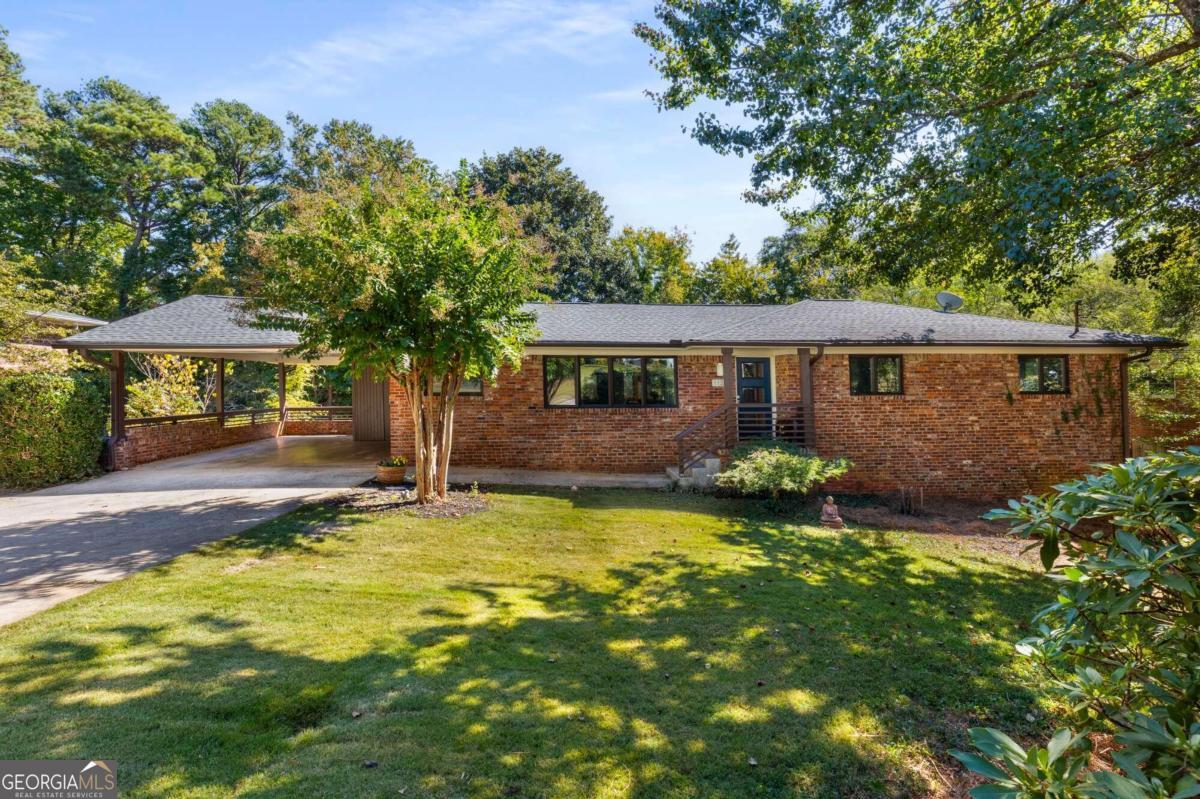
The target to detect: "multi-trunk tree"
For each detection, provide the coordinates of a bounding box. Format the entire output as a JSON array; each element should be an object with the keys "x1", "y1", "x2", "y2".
[{"x1": 249, "y1": 163, "x2": 548, "y2": 503}]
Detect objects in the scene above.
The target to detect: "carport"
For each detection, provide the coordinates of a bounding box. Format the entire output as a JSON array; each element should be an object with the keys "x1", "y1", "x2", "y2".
[{"x1": 56, "y1": 295, "x2": 391, "y2": 470}]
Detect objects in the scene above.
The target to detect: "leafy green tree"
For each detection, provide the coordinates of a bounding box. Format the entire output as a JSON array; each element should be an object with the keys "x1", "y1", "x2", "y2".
[
  {"x1": 472, "y1": 147, "x2": 635, "y2": 302},
  {"x1": 612, "y1": 225, "x2": 695, "y2": 304},
  {"x1": 691, "y1": 235, "x2": 769, "y2": 303},
  {"x1": 249, "y1": 163, "x2": 548, "y2": 503},
  {"x1": 759, "y1": 221, "x2": 869, "y2": 302},
  {"x1": 43, "y1": 78, "x2": 212, "y2": 314},
  {"x1": 637, "y1": 1, "x2": 1200, "y2": 309},
  {"x1": 125, "y1": 354, "x2": 211, "y2": 418},
  {"x1": 286, "y1": 114, "x2": 419, "y2": 190},
  {"x1": 177, "y1": 99, "x2": 286, "y2": 294},
  {"x1": 0, "y1": 27, "x2": 42, "y2": 151}
]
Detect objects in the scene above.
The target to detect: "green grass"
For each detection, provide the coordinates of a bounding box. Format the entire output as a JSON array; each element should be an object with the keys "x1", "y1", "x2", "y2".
[{"x1": 0, "y1": 489, "x2": 1052, "y2": 798}]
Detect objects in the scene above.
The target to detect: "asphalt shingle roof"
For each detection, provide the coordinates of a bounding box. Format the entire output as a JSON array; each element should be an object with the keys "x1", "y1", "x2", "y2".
[
  {"x1": 59, "y1": 294, "x2": 1176, "y2": 351},
  {"x1": 59, "y1": 295, "x2": 299, "y2": 349}
]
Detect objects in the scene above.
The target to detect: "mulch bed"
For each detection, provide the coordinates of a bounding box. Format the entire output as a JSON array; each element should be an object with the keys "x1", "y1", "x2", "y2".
[{"x1": 328, "y1": 481, "x2": 489, "y2": 518}]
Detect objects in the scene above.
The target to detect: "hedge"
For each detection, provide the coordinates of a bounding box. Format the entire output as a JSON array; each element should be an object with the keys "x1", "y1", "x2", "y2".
[{"x1": 0, "y1": 370, "x2": 106, "y2": 489}]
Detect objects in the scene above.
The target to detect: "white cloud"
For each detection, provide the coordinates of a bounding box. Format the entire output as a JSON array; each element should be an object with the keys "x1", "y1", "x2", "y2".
[
  {"x1": 7, "y1": 28, "x2": 65, "y2": 62},
  {"x1": 589, "y1": 84, "x2": 654, "y2": 102},
  {"x1": 222, "y1": 0, "x2": 640, "y2": 103}
]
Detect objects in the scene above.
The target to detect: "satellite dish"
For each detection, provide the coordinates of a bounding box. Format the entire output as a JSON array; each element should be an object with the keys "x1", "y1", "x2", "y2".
[{"x1": 935, "y1": 291, "x2": 964, "y2": 313}]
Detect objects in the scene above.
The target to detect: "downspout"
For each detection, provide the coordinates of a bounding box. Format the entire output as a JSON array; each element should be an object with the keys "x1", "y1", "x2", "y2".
[{"x1": 1119, "y1": 346, "x2": 1153, "y2": 458}]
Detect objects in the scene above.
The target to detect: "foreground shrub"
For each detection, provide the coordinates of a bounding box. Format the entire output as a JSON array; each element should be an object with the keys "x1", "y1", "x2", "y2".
[
  {"x1": 714, "y1": 441, "x2": 850, "y2": 500},
  {"x1": 0, "y1": 370, "x2": 105, "y2": 488},
  {"x1": 953, "y1": 448, "x2": 1200, "y2": 798}
]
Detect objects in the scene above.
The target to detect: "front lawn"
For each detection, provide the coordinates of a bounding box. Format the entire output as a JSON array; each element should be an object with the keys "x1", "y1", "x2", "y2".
[{"x1": 0, "y1": 489, "x2": 1051, "y2": 798}]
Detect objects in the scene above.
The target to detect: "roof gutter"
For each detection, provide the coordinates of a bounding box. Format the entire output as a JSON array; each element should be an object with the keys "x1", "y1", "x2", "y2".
[{"x1": 1120, "y1": 346, "x2": 1155, "y2": 458}]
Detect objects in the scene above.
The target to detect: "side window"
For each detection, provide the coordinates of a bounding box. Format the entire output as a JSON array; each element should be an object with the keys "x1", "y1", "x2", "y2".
[
  {"x1": 1018, "y1": 355, "x2": 1069, "y2": 394},
  {"x1": 849, "y1": 355, "x2": 903, "y2": 395}
]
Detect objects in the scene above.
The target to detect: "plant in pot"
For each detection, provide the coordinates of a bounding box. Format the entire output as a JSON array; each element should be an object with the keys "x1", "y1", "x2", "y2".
[{"x1": 376, "y1": 455, "x2": 408, "y2": 486}]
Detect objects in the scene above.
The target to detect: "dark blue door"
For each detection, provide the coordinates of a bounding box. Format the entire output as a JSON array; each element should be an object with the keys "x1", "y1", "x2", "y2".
[{"x1": 736, "y1": 358, "x2": 772, "y2": 441}]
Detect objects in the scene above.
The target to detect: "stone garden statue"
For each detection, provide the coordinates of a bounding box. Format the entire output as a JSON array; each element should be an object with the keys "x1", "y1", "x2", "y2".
[{"x1": 819, "y1": 496, "x2": 844, "y2": 528}]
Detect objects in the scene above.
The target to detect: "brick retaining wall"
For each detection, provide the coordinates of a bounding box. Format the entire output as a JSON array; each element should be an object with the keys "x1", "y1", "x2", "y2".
[
  {"x1": 280, "y1": 419, "x2": 352, "y2": 436},
  {"x1": 112, "y1": 418, "x2": 280, "y2": 470}
]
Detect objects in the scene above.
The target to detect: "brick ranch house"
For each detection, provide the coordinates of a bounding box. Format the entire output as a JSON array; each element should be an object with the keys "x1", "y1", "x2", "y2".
[{"x1": 59, "y1": 294, "x2": 1179, "y2": 499}]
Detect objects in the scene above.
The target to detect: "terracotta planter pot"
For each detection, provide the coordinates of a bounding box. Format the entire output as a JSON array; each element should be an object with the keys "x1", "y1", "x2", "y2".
[{"x1": 376, "y1": 465, "x2": 408, "y2": 486}]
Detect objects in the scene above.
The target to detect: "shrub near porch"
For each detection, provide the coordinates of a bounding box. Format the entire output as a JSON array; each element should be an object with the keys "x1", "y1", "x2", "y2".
[{"x1": 0, "y1": 490, "x2": 1052, "y2": 798}]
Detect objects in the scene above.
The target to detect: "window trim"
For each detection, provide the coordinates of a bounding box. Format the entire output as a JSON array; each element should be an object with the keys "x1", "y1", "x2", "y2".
[
  {"x1": 849, "y1": 354, "x2": 904, "y2": 396},
  {"x1": 1018, "y1": 355, "x2": 1070, "y2": 395},
  {"x1": 542, "y1": 355, "x2": 679, "y2": 409}
]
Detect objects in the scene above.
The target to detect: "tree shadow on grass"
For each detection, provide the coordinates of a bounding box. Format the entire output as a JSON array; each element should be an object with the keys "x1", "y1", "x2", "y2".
[{"x1": 0, "y1": 492, "x2": 1050, "y2": 798}]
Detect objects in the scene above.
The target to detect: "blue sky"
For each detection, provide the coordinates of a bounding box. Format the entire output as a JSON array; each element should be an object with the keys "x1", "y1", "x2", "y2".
[{"x1": 2, "y1": 0, "x2": 795, "y2": 261}]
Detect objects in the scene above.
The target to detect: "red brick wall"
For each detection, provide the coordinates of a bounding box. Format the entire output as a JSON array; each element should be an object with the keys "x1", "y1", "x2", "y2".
[
  {"x1": 387, "y1": 351, "x2": 1124, "y2": 498},
  {"x1": 389, "y1": 355, "x2": 726, "y2": 472},
  {"x1": 113, "y1": 419, "x2": 279, "y2": 469},
  {"x1": 281, "y1": 419, "x2": 352, "y2": 436},
  {"x1": 785, "y1": 352, "x2": 1123, "y2": 499}
]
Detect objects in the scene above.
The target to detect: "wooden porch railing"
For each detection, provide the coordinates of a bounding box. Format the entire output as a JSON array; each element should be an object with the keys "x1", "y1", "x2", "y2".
[
  {"x1": 125, "y1": 408, "x2": 283, "y2": 429},
  {"x1": 673, "y1": 401, "x2": 809, "y2": 472},
  {"x1": 282, "y1": 405, "x2": 352, "y2": 423}
]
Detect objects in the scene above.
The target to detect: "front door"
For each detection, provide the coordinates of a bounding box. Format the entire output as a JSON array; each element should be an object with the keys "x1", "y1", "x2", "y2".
[{"x1": 736, "y1": 358, "x2": 772, "y2": 441}]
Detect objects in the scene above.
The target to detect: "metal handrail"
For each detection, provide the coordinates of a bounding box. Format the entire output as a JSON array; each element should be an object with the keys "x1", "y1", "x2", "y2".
[{"x1": 673, "y1": 401, "x2": 808, "y2": 472}]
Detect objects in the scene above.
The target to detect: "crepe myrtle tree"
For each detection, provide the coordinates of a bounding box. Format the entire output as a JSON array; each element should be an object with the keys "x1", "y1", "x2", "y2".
[{"x1": 249, "y1": 163, "x2": 548, "y2": 503}]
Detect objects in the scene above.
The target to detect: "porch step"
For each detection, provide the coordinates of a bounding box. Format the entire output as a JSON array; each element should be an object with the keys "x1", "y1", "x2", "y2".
[{"x1": 666, "y1": 456, "x2": 724, "y2": 491}]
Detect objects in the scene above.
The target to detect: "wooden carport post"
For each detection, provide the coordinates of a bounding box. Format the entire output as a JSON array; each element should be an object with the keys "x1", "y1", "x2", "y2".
[
  {"x1": 111, "y1": 350, "x2": 126, "y2": 442},
  {"x1": 277, "y1": 362, "x2": 287, "y2": 435},
  {"x1": 721, "y1": 347, "x2": 736, "y2": 448},
  {"x1": 797, "y1": 347, "x2": 815, "y2": 450},
  {"x1": 216, "y1": 358, "x2": 225, "y2": 427}
]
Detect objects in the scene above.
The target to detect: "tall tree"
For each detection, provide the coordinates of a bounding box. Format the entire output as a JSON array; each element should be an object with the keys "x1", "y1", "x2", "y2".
[
  {"x1": 43, "y1": 78, "x2": 212, "y2": 314},
  {"x1": 611, "y1": 226, "x2": 695, "y2": 303},
  {"x1": 249, "y1": 165, "x2": 548, "y2": 503},
  {"x1": 691, "y1": 235, "x2": 769, "y2": 304},
  {"x1": 179, "y1": 100, "x2": 286, "y2": 293},
  {"x1": 0, "y1": 27, "x2": 41, "y2": 152},
  {"x1": 287, "y1": 114, "x2": 418, "y2": 190},
  {"x1": 637, "y1": 1, "x2": 1200, "y2": 309},
  {"x1": 472, "y1": 147, "x2": 635, "y2": 302},
  {"x1": 759, "y1": 221, "x2": 869, "y2": 302}
]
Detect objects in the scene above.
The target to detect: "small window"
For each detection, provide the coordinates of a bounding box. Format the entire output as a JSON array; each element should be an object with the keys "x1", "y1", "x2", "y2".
[
  {"x1": 1018, "y1": 355, "x2": 1069, "y2": 394},
  {"x1": 544, "y1": 357, "x2": 577, "y2": 406},
  {"x1": 645, "y1": 357, "x2": 677, "y2": 406},
  {"x1": 579, "y1": 357, "x2": 609, "y2": 406},
  {"x1": 849, "y1": 355, "x2": 903, "y2": 395},
  {"x1": 543, "y1": 356, "x2": 677, "y2": 408}
]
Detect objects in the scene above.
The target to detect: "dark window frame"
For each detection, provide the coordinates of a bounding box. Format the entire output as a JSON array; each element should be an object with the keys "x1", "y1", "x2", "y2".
[
  {"x1": 1018, "y1": 355, "x2": 1070, "y2": 395},
  {"x1": 542, "y1": 355, "x2": 679, "y2": 408},
  {"x1": 849, "y1": 355, "x2": 904, "y2": 396}
]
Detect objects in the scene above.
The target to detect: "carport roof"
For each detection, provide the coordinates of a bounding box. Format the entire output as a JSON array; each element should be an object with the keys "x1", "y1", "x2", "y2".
[{"x1": 57, "y1": 293, "x2": 1179, "y2": 354}]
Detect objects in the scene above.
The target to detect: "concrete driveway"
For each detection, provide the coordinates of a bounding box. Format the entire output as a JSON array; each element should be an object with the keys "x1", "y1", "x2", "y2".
[{"x1": 0, "y1": 435, "x2": 383, "y2": 626}]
